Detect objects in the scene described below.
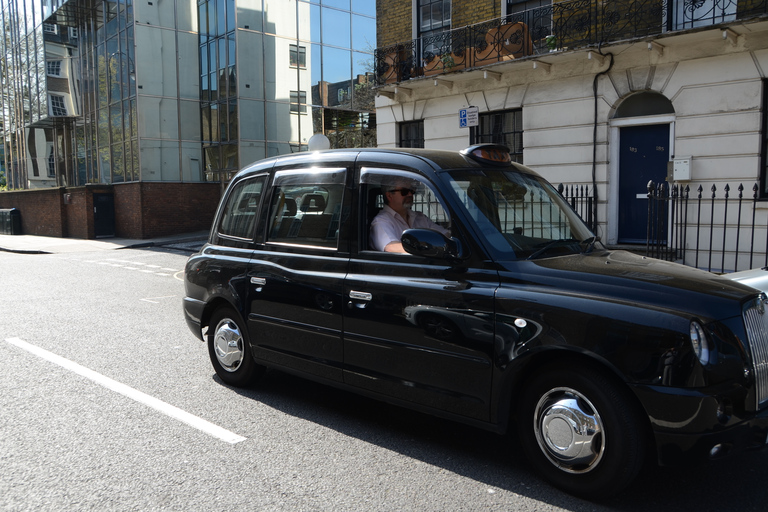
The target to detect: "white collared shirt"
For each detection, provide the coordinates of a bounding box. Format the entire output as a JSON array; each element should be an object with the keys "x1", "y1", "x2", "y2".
[{"x1": 370, "y1": 205, "x2": 449, "y2": 251}]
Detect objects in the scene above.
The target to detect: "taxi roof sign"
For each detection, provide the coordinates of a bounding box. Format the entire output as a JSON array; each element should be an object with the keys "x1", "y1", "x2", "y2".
[{"x1": 461, "y1": 144, "x2": 512, "y2": 165}]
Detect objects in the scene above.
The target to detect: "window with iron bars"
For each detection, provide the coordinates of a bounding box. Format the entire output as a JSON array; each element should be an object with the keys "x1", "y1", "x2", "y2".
[
  {"x1": 399, "y1": 120, "x2": 424, "y2": 148},
  {"x1": 473, "y1": 109, "x2": 523, "y2": 163}
]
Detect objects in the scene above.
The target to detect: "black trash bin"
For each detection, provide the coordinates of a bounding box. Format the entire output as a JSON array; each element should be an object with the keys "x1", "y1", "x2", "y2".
[{"x1": 0, "y1": 208, "x2": 22, "y2": 235}]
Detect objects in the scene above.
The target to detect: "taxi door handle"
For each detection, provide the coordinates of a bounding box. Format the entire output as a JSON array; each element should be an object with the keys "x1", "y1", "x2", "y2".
[
  {"x1": 251, "y1": 277, "x2": 267, "y2": 285},
  {"x1": 349, "y1": 290, "x2": 372, "y2": 301},
  {"x1": 348, "y1": 290, "x2": 372, "y2": 309}
]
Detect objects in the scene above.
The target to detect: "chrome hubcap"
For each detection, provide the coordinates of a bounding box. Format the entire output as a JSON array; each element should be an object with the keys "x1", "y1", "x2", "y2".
[
  {"x1": 213, "y1": 318, "x2": 244, "y2": 372},
  {"x1": 533, "y1": 387, "x2": 605, "y2": 474}
]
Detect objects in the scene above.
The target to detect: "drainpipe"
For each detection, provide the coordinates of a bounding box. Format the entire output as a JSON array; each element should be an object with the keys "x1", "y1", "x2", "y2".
[{"x1": 592, "y1": 48, "x2": 614, "y2": 233}]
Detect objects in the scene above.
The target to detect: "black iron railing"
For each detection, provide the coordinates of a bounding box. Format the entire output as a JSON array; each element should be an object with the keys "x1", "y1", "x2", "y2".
[
  {"x1": 557, "y1": 181, "x2": 767, "y2": 272},
  {"x1": 375, "y1": 0, "x2": 768, "y2": 84},
  {"x1": 647, "y1": 181, "x2": 768, "y2": 272},
  {"x1": 558, "y1": 183, "x2": 597, "y2": 232}
]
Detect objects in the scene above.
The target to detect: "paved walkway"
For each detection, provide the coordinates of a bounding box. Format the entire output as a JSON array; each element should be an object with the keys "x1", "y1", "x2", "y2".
[{"x1": 0, "y1": 231, "x2": 209, "y2": 254}]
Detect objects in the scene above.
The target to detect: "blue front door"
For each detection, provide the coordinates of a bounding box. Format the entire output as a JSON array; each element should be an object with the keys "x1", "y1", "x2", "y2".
[{"x1": 618, "y1": 124, "x2": 670, "y2": 244}]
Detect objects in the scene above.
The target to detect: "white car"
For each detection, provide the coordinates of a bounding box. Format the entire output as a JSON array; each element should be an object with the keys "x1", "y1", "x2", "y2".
[{"x1": 729, "y1": 267, "x2": 768, "y2": 294}]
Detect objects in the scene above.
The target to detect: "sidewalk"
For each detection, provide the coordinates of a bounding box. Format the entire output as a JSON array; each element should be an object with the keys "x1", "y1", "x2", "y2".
[{"x1": 0, "y1": 231, "x2": 209, "y2": 254}]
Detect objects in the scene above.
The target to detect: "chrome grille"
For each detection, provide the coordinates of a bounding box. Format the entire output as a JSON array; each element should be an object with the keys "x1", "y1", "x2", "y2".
[{"x1": 744, "y1": 295, "x2": 768, "y2": 409}]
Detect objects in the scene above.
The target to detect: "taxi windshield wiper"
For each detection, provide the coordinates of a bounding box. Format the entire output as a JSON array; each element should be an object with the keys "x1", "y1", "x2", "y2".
[
  {"x1": 580, "y1": 236, "x2": 601, "y2": 254},
  {"x1": 526, "y1": 238, "x2": 580, "y2": 260}
]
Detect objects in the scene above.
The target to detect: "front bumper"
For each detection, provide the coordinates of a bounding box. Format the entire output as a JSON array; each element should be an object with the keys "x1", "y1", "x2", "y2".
[
  {"x1": 632, "y1": 384, "x2": 768, "y2": 466},
  {"x1": 654, "y1": 409, "x2": 768, "y2": 465}
]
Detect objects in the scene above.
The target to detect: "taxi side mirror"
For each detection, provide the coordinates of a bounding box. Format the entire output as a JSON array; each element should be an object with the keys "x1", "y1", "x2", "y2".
[{"x1": 401, "y1": 229, "x2": 466, "y2": 260}]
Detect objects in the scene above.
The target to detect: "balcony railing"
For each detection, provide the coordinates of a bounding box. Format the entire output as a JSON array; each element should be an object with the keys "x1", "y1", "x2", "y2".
[{"x1": 375, "y1": 0, "x2": 768, "y2": 84}]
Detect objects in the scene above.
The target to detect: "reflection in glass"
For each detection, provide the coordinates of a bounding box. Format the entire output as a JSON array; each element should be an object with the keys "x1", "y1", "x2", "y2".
[
  {"x1": 199, "y1": 2, "x2": 209, "y2": 39},
  {"x1": 205, "y1": 146, "x2": 222, "y2": 172},
  {"x1": 322, "y1": 46, "x2": 351, "y2": 84},
  {"x1": 223, "y1": 143, "x2": 238, "y2": 169},
  {"x1": 123, "y1": 99, "x2": 133, "y2": 139},
  {"x1": 309, "y1": 3, "x2": 321, "y2": 43},
  {"x1": 352, "y1": 51, "x2": 375, "y2": 111},
  {"x1": 352, "y1": 14, "x2": 375, "y2": 51},
  {"x1": 112, "y1": 143, "x2": 125, "y2": 183},
  {"x1": 131, "y1": 140, "x2": 139, "y2": 180},
  {"x1": 125, "y1": 141, "x2": 134, "y2": 181},
  {"x1": 309, "y1": 43, "x2": 322, "y2": 99},
  {"x1": 217, "y1": 0, "x2": 227, "y2": 35},
  {"x1": 321, "y1": 7, "x2": 351, "y2": 48},
  {"x1": 228, "y1": 66, "x2": 237, "y2": 96},
  {"x1": 201, "y1": 75, "x2": 210, "y2": 102},
  {"x1": 351, "y1": 0, "x2": 375, "y2": 16},
  {"x1": 210, "y1": 104, "x2": 220, "y2": 141},
  {"x1": 323, "y1": 0, "x2": 350, "y2": 10},
  {"x1": 110, "y1": 103, "x2": 123, "y2": 141},
  {"x1": 265, "y1": 0, "x2": 298, "y2": 38},
  {"x1": 226, "y1": 0, "x2": 236, "y2": 32},
  {"x1": 99, "y1": 146, "x2": 111, "y2": 183},
  {"x1": 98, "y1": 109, "x2": 109, "y2": 148},
  {"x1": 200, "y1": 44, "x2": 209, "y2": 75},
  {"x1": 240, "y1": 99, "x2": 266, "y2": 140},
  {"x1": 228, "y1": 100, "x2": 238, "y2": 141}
]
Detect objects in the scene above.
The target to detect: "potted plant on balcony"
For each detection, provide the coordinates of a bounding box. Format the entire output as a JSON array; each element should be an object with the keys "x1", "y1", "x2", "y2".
[
  {"x1": 545, "y1": 35, "x2": 558, "y2": 52},
  {"x1": 424, "y1": 50, "x2": 466, "y2": 76}
]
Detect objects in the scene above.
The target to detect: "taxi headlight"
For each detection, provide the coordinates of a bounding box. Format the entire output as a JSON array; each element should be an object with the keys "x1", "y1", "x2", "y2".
[{"x1": 690, "y1": 321, "x2": 710, "y2": 365}]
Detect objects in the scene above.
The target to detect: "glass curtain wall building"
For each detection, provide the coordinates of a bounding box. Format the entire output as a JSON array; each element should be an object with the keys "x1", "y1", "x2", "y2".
[{"x1": 0, "y1": 0, "x2": 376, "y2": 190}]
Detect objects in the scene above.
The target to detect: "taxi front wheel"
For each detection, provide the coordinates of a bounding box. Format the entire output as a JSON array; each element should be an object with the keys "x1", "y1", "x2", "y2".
[
  {"x1": 517, "y1": 363, "x2": 647, "y2": 499},
  {"x1": 207, "y1": 307, "x2": 264, "y2": 387}
]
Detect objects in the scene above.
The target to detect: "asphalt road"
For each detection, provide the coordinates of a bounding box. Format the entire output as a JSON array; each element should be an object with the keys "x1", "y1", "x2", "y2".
[{"x1": 1, "y1": 246, "x2": 767, "y2": 511}]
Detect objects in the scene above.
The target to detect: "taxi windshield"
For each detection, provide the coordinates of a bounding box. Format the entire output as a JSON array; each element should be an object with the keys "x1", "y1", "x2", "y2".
[{"x1": 444, "y1": 169, "x2": 597, "y2": 260}]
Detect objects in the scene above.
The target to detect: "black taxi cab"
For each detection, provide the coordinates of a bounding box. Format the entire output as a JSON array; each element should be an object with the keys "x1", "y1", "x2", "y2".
[{"x1": 183, "y1": 145, "x2": 768, "y2": 498}]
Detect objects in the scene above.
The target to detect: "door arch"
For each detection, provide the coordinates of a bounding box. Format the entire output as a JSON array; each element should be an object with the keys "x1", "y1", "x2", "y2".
[{"x1": 608, "y1": 92, "x2": 675, "y2": 245}]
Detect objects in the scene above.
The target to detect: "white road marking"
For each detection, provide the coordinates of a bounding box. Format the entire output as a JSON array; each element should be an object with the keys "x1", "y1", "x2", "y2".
[
  {"x1": 140, "y1": 295, "x2": 177, "y2": 303},
  {"x1": 5, "y1": 337, "x2": 247, "y2": 445},
  {"x1": 66, "y1": 258, "x2": 182, "y2": 277}
]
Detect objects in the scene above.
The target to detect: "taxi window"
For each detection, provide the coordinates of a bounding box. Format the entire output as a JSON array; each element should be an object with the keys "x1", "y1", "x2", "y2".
[
  {"x1": 445, "y1": 169, "x2": 593, "y2": 259},
  {"x1": 218, "y1": 176, "x2": 266, "y2": 239},
  {"x1": 361, "y1": 169, "x2": 450, "y2": 251},
  {"x1": 266, "y1": 168, "x2": 346, "y2": 249}
]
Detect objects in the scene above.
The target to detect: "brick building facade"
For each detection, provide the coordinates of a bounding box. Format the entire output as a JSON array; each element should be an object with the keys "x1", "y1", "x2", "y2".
[
  {"x1": 0, "y1": 184, "x2": 219, "y2": 239},
  {"x1": 377, "y1": 0, "x2": 500, "y2": 48}
]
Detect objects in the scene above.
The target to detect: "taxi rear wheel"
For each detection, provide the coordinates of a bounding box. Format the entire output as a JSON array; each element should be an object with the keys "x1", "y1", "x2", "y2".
[
  {"x1": 207, "y1": 306, "x2": 264, "y2": 387},
  {"x1": 517, "y1": 363, "x2": 647, "y2": 499}
]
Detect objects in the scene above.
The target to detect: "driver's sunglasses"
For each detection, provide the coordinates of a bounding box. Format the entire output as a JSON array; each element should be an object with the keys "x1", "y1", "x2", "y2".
[{"x1": 390, "y1": 188, "x2": 415, "y2": 196}]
